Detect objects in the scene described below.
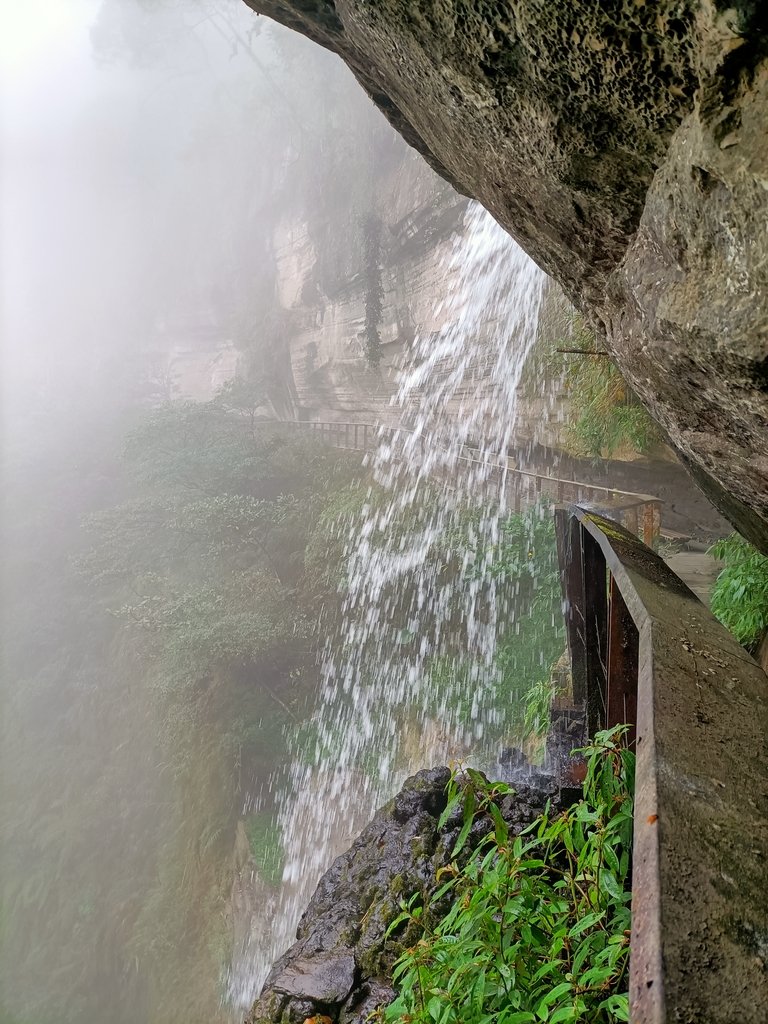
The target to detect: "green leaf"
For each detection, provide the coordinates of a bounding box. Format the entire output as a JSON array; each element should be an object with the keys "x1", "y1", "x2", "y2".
[
  {"x1": 598, "y1": 993, "x2": 630, "y2": 1021},
  {"x1": 427, "y1": 995, "x2": 444, "y2": 1020},
  {"x1": 489, "y1": 801, "x2": 509, "y2": 846},
  {"x1": 599, "y1": 870, "x2": 626, "y2": 902},
  {"x1": 547, "y1": 1007, "x2": 579, "y2": 1023},
  {"x1": 568, "y1": 911, "x2": 604, "y2": 937},
  {"x1": 384, "y1": 910, "x2": 412, "y2": 937},
  {"x1": 539, "y1": 981, "x2": 573, "y2": 1008},
  {"x1": 602, "y1": 842, "x2": 621, "y2": 878},
  {"x1": 452, "y1": 788, "x2": 476, "y2": 857}
]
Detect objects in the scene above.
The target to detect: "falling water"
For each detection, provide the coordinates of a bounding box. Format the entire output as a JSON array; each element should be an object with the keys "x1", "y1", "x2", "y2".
[{"x1": 227, "y1": 202, "x2": 547, "y2": 1008}]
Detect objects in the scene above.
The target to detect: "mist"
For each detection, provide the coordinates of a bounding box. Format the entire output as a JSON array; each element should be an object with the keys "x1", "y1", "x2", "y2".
[
  {"x1": 1, "y1": 4, "x2": 734, "y2": 1024},
  {"x1": 1, "y1": 3, "x2": 402, "y2": 1021}
]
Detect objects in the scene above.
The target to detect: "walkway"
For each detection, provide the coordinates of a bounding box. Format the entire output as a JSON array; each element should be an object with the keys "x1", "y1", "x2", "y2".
[
  {"x1": 283, "y1": 418, "x2": 665, "y2": 544},
  {"x1": 662, "y1": 550, "x2": 722, "y2": 607}
]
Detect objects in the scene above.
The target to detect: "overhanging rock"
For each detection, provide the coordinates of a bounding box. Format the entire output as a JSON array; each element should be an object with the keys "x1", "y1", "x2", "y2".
[{"x1": 243, "y1": 0, "x2": 768, "y2": 551}]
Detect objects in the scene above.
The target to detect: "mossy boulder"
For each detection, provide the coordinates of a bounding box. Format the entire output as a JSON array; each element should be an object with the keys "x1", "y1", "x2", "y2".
[{"x1": 246, "y1": 766, "x2": 561, "y2": 1023}]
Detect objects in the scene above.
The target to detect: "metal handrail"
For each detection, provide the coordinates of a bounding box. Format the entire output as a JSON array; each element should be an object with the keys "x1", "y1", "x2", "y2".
[{"x1": 281, "y1": 418, "x2": 663, "y2": 544}]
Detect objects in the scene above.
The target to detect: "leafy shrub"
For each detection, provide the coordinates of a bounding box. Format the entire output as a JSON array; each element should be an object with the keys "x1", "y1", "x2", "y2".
[
  {"x1": 384, "y1": 727, "x2": 634, "y2": 1024},
  {"x1": 709, "y1": 534, "x2": 768, "y2": 650}
]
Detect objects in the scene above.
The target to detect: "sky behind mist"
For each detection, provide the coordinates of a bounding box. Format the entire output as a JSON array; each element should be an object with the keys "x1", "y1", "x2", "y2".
[{"x1": 1, "y1": 0, "x2": 274, "y2": 458}]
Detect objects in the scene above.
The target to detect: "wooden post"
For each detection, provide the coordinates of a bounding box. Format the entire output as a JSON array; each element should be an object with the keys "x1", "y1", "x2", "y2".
[
  {"x1": 582, "y1": 528, "x2": 608, "y2": 737},
  {"x1": 642, "y1": 502, "x2": 655, "y2": 547},
  {"x1": 554, "y1": 507, "x2": 587, "y2": 706},
  {"x1": 605, "y1": 573, "x2": 638, "y2": 746}
]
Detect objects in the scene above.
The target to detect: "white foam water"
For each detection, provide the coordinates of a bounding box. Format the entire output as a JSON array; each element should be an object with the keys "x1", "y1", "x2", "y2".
[{"x1": 227, "y1": 202, "x2": 546, "y2": 1009}]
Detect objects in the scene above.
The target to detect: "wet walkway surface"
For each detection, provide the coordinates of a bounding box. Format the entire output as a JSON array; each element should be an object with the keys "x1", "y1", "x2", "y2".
[
  {"x1": 662, "y1": 551, "x2": 723, "y2": 607},
  {"x1": 534, "y1": 447, "x2": 731, "y2": 542}
]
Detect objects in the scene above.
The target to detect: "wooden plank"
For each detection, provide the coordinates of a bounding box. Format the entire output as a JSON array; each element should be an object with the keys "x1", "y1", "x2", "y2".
[
  {"x1": 554, "y1": 507, "x2": 587, "y2": 706},
  {"x1": 642, "y1": 501, "x2": 655, "y2": 547}
]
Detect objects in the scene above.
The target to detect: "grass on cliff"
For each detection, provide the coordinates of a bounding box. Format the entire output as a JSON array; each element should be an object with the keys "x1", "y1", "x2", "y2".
[
  {"x1": 530, "y1": 301, "x2": 661, "y2": 460},
  {"x1": 383, "y1": 727, "x2": 634, "y2": 1024}
]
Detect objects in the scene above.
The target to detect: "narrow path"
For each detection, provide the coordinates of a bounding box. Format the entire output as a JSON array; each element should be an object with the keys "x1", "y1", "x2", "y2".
[
  {"x1": 282, "y1": 418, "x2": 730, "y2": 547},
  {"x1": 662, "y1": 551, "x2": 723, "y2": 607},
  {"x1": 540, "y1": 448, "x2": 730, "y2": 542}
]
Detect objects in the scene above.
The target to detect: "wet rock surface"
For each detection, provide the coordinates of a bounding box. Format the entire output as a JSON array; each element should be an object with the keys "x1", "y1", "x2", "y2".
[
  {"x1": 246, "y1": 766, "x2": 563, "y2": 1023},
  {"x1": 243, "y1": 0, "x2": 768, "y2": 551}
]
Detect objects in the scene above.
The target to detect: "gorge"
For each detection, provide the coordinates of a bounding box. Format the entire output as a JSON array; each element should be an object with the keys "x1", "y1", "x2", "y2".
[{"x1": 1, "y1": 3, "x2": 766, "y2": 1024}]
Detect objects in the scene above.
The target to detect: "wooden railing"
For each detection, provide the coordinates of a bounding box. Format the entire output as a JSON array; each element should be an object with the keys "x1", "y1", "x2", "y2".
[
  {"x1": 281, "y1": 419, "x2": 663, "y2": 545},
  {"x1": 555, "y1": 504, "x2": 768, "y2": 1023}
]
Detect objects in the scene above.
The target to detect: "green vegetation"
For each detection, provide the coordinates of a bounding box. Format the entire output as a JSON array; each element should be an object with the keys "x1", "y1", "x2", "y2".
[
  {"x1": 244, "y1": 811, "x2": 285, "y2": 886},
  {"x1": 709, "y1": 534, "x2": 768, "y2": 650},
  {"x1": 384, "y1": 728, "x2": 634, "y2": 1024},
  {"x1": 426, "y1": 502, "x2": 565, "y2": 744},
  {"x1": 491, "y1": 505, "x2": 564, "y2": 738},
  {"x1": 69, "y1": 387, "x2": 365, "y2": 1019},
  {"x1": 79, "y1": 394, "x2": 363, "y2": 769},
  {"x1": 529, "y1": 301, "x2": 661, "y2": 460},
  {"x1": 559, "y1": 317, "x2": 659, "y2": 459}
]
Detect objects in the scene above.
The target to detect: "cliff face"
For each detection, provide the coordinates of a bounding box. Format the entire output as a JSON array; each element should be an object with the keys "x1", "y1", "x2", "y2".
[
  {"x1": 243, "y1": 0, "x2": 768, "y2": 552},
  {"x1": 271, "y1": 151, "x2": 464, "y2": 422},
  {"x1": 268, "y1": 148, "x2": 569, "y2": 448}
]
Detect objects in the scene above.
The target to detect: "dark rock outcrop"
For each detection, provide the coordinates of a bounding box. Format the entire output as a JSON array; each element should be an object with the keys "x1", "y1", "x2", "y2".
[
  {"x1": 243, "y1": 0, "x2": 768, "y2": 551},
  {"x1": 246, "y1": 766, "x2": 562, "y2": 1024}
]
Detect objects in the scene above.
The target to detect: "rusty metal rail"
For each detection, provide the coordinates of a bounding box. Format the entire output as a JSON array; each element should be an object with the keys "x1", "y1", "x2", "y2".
[
  {"x1": 555, "y1": 504, "x2": 768, "y2": 1023},
  {"x1": 281, "y1": 418, "x2": 663, "y2": 545}
]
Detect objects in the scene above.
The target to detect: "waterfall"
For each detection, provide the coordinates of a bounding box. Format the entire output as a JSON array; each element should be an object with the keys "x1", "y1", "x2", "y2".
[{"x1": 227, "y1": 202, "x2": 547, "y2": 1009}]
